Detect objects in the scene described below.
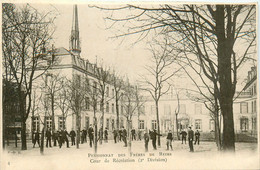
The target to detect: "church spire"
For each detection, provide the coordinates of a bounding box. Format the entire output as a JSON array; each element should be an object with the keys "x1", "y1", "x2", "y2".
[{"x1": 70, "y1": 4, "x2": 81, "y2": 55}]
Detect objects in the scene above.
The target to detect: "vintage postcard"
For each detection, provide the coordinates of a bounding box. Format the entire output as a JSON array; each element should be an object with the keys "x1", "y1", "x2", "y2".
[{"x1": 1, "y1": 1, "x2": 259, "y2": 170}]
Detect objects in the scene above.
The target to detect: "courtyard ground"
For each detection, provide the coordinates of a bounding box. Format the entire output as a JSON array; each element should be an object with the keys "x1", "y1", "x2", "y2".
[{"x1": 1, "y1": 139, "x2": 259, "y2": 170}]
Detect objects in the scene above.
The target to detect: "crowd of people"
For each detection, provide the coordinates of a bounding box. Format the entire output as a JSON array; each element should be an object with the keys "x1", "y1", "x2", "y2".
[{"x1": 32, "y1": 125, "x2": 200, "y2": 153}]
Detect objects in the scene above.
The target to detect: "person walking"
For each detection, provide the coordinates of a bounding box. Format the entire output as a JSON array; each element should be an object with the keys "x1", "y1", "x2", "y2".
[
  {"x1": 194, "y1": 130, "x2": 200, "y2": 145},
  {"x1": 58, "y1": 130, "x2": 63, "y2": 148},
  {"x1": 188, "y1": 126, "x2": 194, "y2": 152},
  {"x1": 122, "y1": 127, "x2": 127, "y2": 147},
  {"x1": 88, "y1": 125, "x2": 94, "y2": 147},
  {"x1": 45, "y1": 128, "x2": 52, "y2": 148},
  {"x1": 83, "y1": 128, "x2": 87, "y2": 143},
  {"x1": 138, "y1": 130, "x2": 142, "y2": 141},
  {"x1": 150, "y1": 129, "x2": 161, "y2": 150},
  {"x1": 131, "y1": 128, "x2": 136, "y2": 141},
  {"x1": 144, "y1": 130, "x2": 149, "y2": 152},
  {"x1": 62, "y1": 129, "x2": 70, "y2": 148},
  {"x1": 180, "y1": 129, "x2": 187, "y2": 144},
  {"x1": 53, "y1": 130, "x2": 59, "y2": 147},
  {"x1": 166, "y1": 130, "x2": 173, "y2": 150},
  {"x1": 113, "y1": 129, "x2": 118, "y2": 143},
  {"x1": 118, "y1": 129, "x2": 122, "y2": 142},
  {"x1": 33, "y1": 130, "x2": 40, "y2": 148},
  {"x1": 104, "y1": 127, "x2": 108, "y2": 143},
  {"x1": 70, "y1": 129, "x2": 76, "y2": 146}
]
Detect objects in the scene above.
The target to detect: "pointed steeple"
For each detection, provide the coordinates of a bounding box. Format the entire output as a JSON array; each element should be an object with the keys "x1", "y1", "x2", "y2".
[{"x1": 70, "y1": 5, "x2": 81, "y2": 55}]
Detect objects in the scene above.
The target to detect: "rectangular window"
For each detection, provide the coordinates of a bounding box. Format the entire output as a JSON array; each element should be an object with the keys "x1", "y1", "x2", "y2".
[
  {"x1": 209, "y1": 119, "x2": 215, "y2": 131},
  {"x1": 139, "y1": 120, "x2": 145, "y2": 129},
  {"x1": 106, "y1": 102, "x2": 109, "y2": 113},
  {"x1": 93, "y1": 81, "x2": 97, "y2": 93},
  {"x1": 251, "y1": 101, "x2": 254, "y2": 113},
  {"x1": 46, "y1": 116, "x2": 52, "y2": 129},
  {"x1": 32, "y1": 116, "x2": 40, "y2": 132},
  {"x1": 254, "y1": 84, "x2": 256, "y2": 95},
  {"x1": 106, "y1": 118, "x2": 110, "y2": 130},
  {"x1": 151, "y1": 120, "x2": 157, "y2": 130},
  {"x1": 179, "y1": 104, "x2": 186, "y2": 114},
  {"x1": 111, "y1": 119, "x2": 115, "y2": 130},
  {"x1": 112, "y1": 103, "x2": 114, "y2": 113},
  {"x1": 85, "y1": 116, "x2": 90, "y2": 129},
  {"x1": 195, "y1": 119, "x2": 202, "y2": 130},
  {"x1": 254, "y1": 100, "x2": 256, "y2": 113},
  {"x1": 252, "y1": 117, "x2": 257, "y2": 130},
  {"x1": 240, "y1": 118, "x2": 249, "y2": 132},
  {"x1": 58, "y1": 116, "x2": 65, "y2": 130},
  {"x1": 85, "y1": 97, "x2": 90, "y2": 110},
  {"x1": 195, "y1": 104, "x2": 202, "y2": 114},
  {"x1": 240, "y1": 102, "x2": 248, "y2": 114},
  {"x1": 106, "y1": 87, "x2": 109, "y2": 97}
]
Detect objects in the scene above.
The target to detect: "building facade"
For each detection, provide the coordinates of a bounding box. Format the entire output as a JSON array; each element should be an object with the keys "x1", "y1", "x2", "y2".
[{"x1": 27, "y1": 5, "x2": 130, "y2": 138}]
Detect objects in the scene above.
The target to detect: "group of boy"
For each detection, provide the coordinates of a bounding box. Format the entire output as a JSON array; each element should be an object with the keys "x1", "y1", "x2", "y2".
[{"x1": 32, "y1": 124, "x2": 95, "y2": 149}]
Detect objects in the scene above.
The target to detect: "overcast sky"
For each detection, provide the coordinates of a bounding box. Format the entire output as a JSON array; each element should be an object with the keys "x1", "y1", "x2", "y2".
[{"x1": 28, "y1": 3, "x2": 256, "y2": 92}]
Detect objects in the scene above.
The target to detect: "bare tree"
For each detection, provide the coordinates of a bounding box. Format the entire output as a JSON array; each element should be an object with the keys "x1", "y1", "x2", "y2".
[
  {"x1": 56, "y1": 77, "x2": 71, "y2": 131},
  {"x1": 174, "y1": 89, "x2": 180, "y2": 140},
  {"x1": 139, "y1": 40, "x2": 181, "y2": 147},
  {"x1": 121, "y1": 81, "x2": 139, "y2": 154},
  {"x1": 84, "y1": 76, "x2": 99, "y2": 153},
  {"x1": 2, "y1": 3, "x2": 57, "y2": 150},
  {"x1": 67, "y1": 75, "x2": 85, "y2": 149},
  {"x1": 95, "y1": 4, "x2": 256, "y2": 151},
  {"x1": 111, "y1": 70, "x2": 124, "y2": 131},
  {"x1": 39, "y1": 73, "x2": 64, "y2": 134},
  {"x1": 95, "y1": 65, "x2": 113, "y2": 144}
]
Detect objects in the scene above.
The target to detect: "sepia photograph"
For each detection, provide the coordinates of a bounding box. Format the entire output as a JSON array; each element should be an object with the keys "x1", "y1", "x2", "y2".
[{"x1": 1, "y1": 1, "x2": 259, "y2": 169}]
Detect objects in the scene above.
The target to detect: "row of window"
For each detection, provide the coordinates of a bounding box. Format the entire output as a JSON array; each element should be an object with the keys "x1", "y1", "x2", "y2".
[
  {"x1": 240, "y1": 100, "x2": 257, "y2": 114},
  {"x1": 32, "y1": 116, "x2": 66, "y2": 132},
  {"x1": 240, "y1": 117, "x2": 257, "y2": 132},
  {"x1": 151, "y1": 104, "x2": 203, "y2": 115}
]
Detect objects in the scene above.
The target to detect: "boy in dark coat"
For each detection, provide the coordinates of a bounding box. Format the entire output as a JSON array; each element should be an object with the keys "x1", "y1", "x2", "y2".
[
  {"x1": 122, "y1": 127, "x2": 127, "y2": 147},
  {"x1": 33, "y1": 130, "x2": 40, "y2": 148},
  {"x1": 188, "y1": 126, "x2": 194, "y2": 152},
  {"x1": 45, "y1": 128, "x2": 52, "y2": 147},
  {"x1": 113, "y1": 129, "x2": 118, "y2": 143},
  {"x1": 166, "y1": 130, "x2": 173, "y2": 150},
  {"x1": 70, "y1": 129, "x2": 76, "y2": 146},
  {"x1": 180, "y1": 129, "x2": 187, "y2": 144},
  {"x1": 144, "y1": 130, "x2": 149, "y2": 152},
  {"x1": 194, "y1": 130, "x2": 200, "y2": 145},
  {"x1": 88, "y1": 125, "x2": 94, "y2": 147}
]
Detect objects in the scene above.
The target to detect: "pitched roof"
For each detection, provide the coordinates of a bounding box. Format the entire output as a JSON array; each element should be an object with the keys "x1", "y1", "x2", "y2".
[{"x1": 55, "y1": 47, "x2": 71, "y2": 56}]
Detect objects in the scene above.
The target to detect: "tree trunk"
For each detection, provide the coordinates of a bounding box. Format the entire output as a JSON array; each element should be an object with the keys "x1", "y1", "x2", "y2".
[
  {"x1": 76, "y1": 113, "x2": 81, "y2": 149},
  {"x1": 175, "y1": 114, "x2": 179, "y2": 140},
  {"x1": 40, "y1": 127, "x2": 45, "y2": 155},
  {"x1": 221, "y1": 100, "x2": 235, "y2": 151},
  {"x1": 155, "y1": 100, "x2": 161, "y2": 147},
  {"x1": 116, "y1": 97, "x2": 120, "y2": 130},
  {"x1": 51, "y1": 95, "x2": 55, "y2": 133},
  {"x1": 3, "y1": 113, "x2": 5, "y2": 149},
  {"x1": 216, "y1": 5, "x2": 235, "y2": 152},
  {"x1": 214, "y1": 113, "x2": 221, "y2": 150},
  {"x1": 21, "y1": 120, "x2": 27, "y2": 150},
  {"x1": 100, "y1": 100, "x2": 104, "y2": 145},
  {"x1": 127, "y1": 119, "x2": 132, "y2": 154},
  {"x1": 94, "y1": 110, "x2": 98, "y2": 153}
]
